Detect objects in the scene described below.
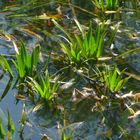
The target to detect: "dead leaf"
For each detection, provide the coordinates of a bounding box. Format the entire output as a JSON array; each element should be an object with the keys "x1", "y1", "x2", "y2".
[
  {"x1": 128, "y1": 110, "x2": 140, "y2": 119},
  {"x1": 33, "y1": 101, "x2": 45, "y2": 112},
  {"x1": 15, "y1": 94, "x2": 26, "y2": 100}
]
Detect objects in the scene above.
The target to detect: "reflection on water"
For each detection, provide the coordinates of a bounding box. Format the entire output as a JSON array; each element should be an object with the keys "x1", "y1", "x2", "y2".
[
  {"x1": 115, "y1": 10, "x2": 140, "y2": 72},
  {"x1": 0, "y1": 74, "x2": 22, "y2": 139}
]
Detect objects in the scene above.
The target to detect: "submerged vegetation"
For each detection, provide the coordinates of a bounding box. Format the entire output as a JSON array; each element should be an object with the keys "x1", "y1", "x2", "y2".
[{"x1": 0, "y1": 0, "x2": 140, "y2": 139}]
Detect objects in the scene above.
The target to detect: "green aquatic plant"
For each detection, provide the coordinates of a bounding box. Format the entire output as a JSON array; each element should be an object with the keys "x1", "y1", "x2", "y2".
[
  {"x1": 12, "y1": 41, "x2": 40, "y2": 80},
  {"x1": 19, "y1": 104, "x2": 26, "y2": 136},
  {"x1": 92, "y1": 0, "x2": 119, "y2": 11},
  {"x1": 97, "y1": 66, "x2": 129, "y2": 93},
  {"x1": 0, "y1": 55, "x2": 14, "y2": 101},
  {"x1": 7, "y1": 111, "x2": 15, "y2": 135},
  {"x1": 0, "y1": 77, "x2": 13, "y2": 101},
  {"x1": 0, "y1": 55, "x2": 14, "y2": 78},
  {"x1": 75, "y1": 21, "x2": 106, "y2": 60},
  {"x1": 61, "y1": 131, "x2": 72, "y2": 140},
  {"x1": 0, "y1": 118, "x2": 5, "y2": 139},
  {"x1": 53, "y1": 19, "x2": 106, "y2": 65},
  {"x1": 0, "y1": 111, "x2": 15, "y2": 140},
  {"x1": 29, "y1": 72, "x2": 59, "y2": 103}
]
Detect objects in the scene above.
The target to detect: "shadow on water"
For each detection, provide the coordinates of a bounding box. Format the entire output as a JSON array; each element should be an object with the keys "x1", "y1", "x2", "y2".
[{"x1": 0, "y1": 73, "x2": 22, "y2": 139}]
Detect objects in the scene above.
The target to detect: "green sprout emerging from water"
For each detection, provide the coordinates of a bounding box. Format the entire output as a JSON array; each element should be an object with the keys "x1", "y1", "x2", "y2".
[
  {"x1": 29, "y1": 72, "x2": 59, "y2": 103},
  {"x1": 93, "y1": 0, "x2": 119, "y2": 11},
  {"x1": 61, "y1": 131, "x2": 72, "y2": 140},
  {"x1": 97, "y1": 66, "x2": 129, "y2": 93},
  {"x1": 0, "y1": 118, "x2": 5, "y2": 139},
  {"x1": 53, "y1": 19, "x2": 106, "y2": 66},
  {"x1": 12, "y1": 41, "x2": 40, "y2": 80},
  {"x1": 7, "y1": 110, "x2": 15, "y2": 138},
  {"x1": 0, "y1": 111, "x2": 15, "y2": 140}
]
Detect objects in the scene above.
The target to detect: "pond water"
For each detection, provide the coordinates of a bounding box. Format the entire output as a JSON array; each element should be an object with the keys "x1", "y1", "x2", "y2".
[{"x1": 1, "y1": 0, "x2": 140, "y2": 140}]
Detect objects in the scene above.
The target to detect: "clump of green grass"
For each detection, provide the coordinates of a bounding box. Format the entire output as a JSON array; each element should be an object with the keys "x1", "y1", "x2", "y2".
[
  {"x1": 12, "y1": 41, "x2": 40, "y2": 80},
  {"x1": 96, "y1": 66, "x2": 129, "y2": 93},
  {"x1": 29, "y1": 71, "x2": 59, "y2": 103},
  {"x1": 0, "y1": 111, "x2": 15, "y2": 140},
  {"x1": 53, "y1": 19, "x2": 107, "y2": 66}
]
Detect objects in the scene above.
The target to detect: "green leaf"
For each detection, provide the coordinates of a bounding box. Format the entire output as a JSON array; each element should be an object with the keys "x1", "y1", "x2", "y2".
[
  {"x1": 7, "y1": 110, "x2": 15, "y2": 134},
  {"x1": 110, "y1": 68, "x2": 117, "y2": 91},
  {"x1": 0, "y1": 55, "x2": 14, "y2": 77},
  {"x1": 0, "y1": 118, "x2": 5, "y2": 139},
  {"x1": 7, "y1": 131, "x2": 11, "y2": 140},
  {"x1": 74, "y1": 18, "x2": 85, "y2": 38},
  {"x1": 0, "y1": 78, "x2": 13, "y2": 101},
  {"x1": 52, "y1": 19, "x2": 73, "y2": 43},
  {"x1": 31, "y1": 45, "x2": 40, "y2": 73},
  {"x1": 114, "y1": 79, "x2": 124, "y2": 92},
  {"x1": 106, "y1": 128, "x2": 112, "y2": 138}
]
